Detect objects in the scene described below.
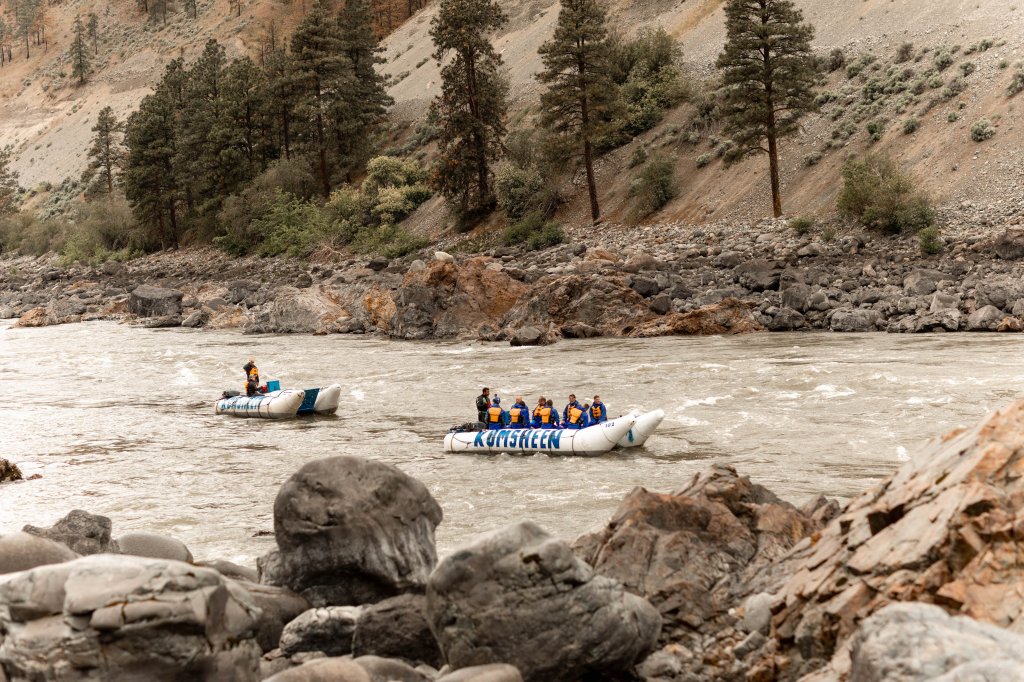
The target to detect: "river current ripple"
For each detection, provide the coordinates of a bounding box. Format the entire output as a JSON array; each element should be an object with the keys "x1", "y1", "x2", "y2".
[{"x1": 2, "y1": 320, "x2": 1022, "y2": 565}]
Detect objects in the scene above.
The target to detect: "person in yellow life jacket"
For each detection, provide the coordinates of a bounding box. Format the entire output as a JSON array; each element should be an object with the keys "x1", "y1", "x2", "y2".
[
  {"x1": 508, "y1": 396, "x2": 530, "y2": 429},
  {"x1": 243, "y1": 358, "x2": 259, "y2": 385},
  {"x1": 245, "y1": 372, "x2": 260, "y2": 397},
  {"x1": 486, "y1": 396, "x2": 510, "y2": 430},
  {"x1": 589, "y1": 395, "x2": 608, "y2": 424},
  {"x1": 563, "y1": 394, "x2": 586, "y2": 429},
  {"x1": 531, "y1": 396, "x2": 547, "y2": 427},
  {"x1": 546, "y1": 399, "x2": 562, "y2": 428}
]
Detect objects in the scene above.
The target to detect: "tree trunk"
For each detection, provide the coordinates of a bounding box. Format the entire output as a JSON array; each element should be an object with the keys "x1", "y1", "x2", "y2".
[
  {"x1": 578, "y1": 47, "x2": 599, "y2": 224},
  {"x1": 766, "y1": 125, "x2": 782, "y2": 217}
]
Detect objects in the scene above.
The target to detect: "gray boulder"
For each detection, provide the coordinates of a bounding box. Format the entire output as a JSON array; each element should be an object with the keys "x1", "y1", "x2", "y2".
[
  {"x1": 353, "y1": 593, "x2": 442, "y2": 667},
  {"x1": 0, "y1": 555, "x2": 262, "y2": 681},
  {"x1": 235, "y1": 581, "x2": 311, "y2": 653},
  {"x1": 128, "y1": 285, "x2": 183, "y2": 318},
  {"x1": 649, "y1": 294, "x2": 672, "y2": 315},
  {"x1": 849, "y1": 602, "x2": 1024, "y2": 682},
  {"x1": 437, "y1": 665, "x2": 522, "y2": 682},
  {"x1": 198, "y1": 558, "x2": 259, "y2": 582},
  {"x1": 768, "y1": 307, "x2": 805, "y2": 331},
  {"x1": 116, "y1": 531, "x2": 193, "y2": 562},
  {"x1": 181, "y1": 309, "x2": 209, "y2": 328},
  {"x1": 508, "y1": 326, "x2": 545, "y2": 347},
  {"x1": 830, "y1": 309, "x2": 880, "y2": 332},
  {"x1": 733, "y1": 259, "x2": 781, "y2": 292},
  {"x1": 280, "y1": 606, "x2": 362, "y2": 656},
  {"x1": 741, "y1": 592, "x2": 773, "y2": 636},
  {"x1": 269, "y1": 456, "x2": 443, "y2": 606},
  {"x1": 912, "y1": 309, "x2": 962, "y2": 333},
  {"x1": 991, "y1": 227, "x2": 1024, "y2": 260},
  {"x1": 902, "y1": 270, "x2": 944, "y2": 296},
  {"x1": 807, "y1": 290, "x2": 831, "y2": 311},
  {"x1": 781, "y1": 283, "x2": 812, "y2": 312},
  {"x1": 426, "y1": 521, "x2": 660, "y2": 682},
  {"x1": 264, "y1": 657, "x2": 371, "y2": 682},
  {"x1": 23, "y1": 510, "x2": 118, "y2": 555},
  {"x1": 354, "y1": 655, "x2": 431, "y2": 682},
  {"x1": 0, "y1": 532, "x2": 79, "y2": 575},
  {"x1": 975, "y1": 281, "x2": 1020, "y2": 311},
  {"x1": 967, "y1": 305, "x2": 1004, "y2": 331},
  {"x1": 629, "y1": 276, "x2": 660, "y2": 298},
  {"x1": 928, "y1": 292, "x2": 959, "y2": 313}
]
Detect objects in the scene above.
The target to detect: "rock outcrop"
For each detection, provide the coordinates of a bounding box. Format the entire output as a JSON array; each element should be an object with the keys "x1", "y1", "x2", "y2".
[
  {"x1": 279, "y1": 606, "x2": 362, "y2": 657},
  {"x1": 265, "y1": 456, "x2": 443, "y2": 606},
  {"x1": 352, "y1": 593, "x2": 442, "y2": 667},
  {"x1": 426, "y1": 521, "x2": 661, "y2": 682},
  {"x1": 127, "y1": 285, "x2": 183, "y2": 318},
  {"x1": 0, "y1": 555, "x2": 262, "y2": 681},
  {"x1": 22, "y1": 510, "x2": 118, "y2": 555},
  {"x1": 0, "y1": 458, "x2": 22, "y2": 483},
  {"x1": 115, "y1": 531, "x2": 193, "y2": 562},
  {"x1": 0, "y1": 532, "x2": 79, "y2": 575},
  {"x1": 629, "y1": 298, "x2": 764, "y2": 337}
]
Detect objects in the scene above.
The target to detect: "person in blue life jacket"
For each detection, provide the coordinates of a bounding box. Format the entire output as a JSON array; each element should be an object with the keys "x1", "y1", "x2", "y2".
[
  {"x1": 546, "y1": 399, "x2": 562, "y2": 428},
  {"x1": 589, "y1": 395, "x2": 608, "y2": 424},
  {"x1": 531, "y1": 396, "x2": 547, "y2": 428},
  {"x1": 533, "y1": 398, "x2": 558, "y2": 429},
  {"x1": 508, "y1": 395, "x2": 530, "y2": 429},
  {"x1": 486, "y1": 396, "x2": 510, "y2": 430},
  {"x1": 563, "y1": 394, "x2": 586, "y2": 429}
]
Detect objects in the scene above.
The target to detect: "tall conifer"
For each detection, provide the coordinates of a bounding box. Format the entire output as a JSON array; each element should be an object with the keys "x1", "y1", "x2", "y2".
[
  {"x1": 716, "y1": 0, "x2": 816, "y2": 217},
  {"x1": 537, "y1": 0, "x2": 616, "y2": 224},
  {"x1": 429, "y1": 0, "x2": 508, "y2": 215},
  {"x1": 71, "y1": 15, "x2": 90, "y2": 84},
  {"x1": 0, "y1": 145, "x2": 20, "y2": 215},
  {"x1": 82, "y1": 106, "x2": 124, "y2": 197}
]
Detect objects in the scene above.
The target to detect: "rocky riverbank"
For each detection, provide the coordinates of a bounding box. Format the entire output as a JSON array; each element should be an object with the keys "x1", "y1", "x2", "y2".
[
  {"x1": 4, "y1": 402, "x2": 1024, "y2": 680},
  {"x1": 5, "y1": 210, "x2": 1024, "y2": 341}
]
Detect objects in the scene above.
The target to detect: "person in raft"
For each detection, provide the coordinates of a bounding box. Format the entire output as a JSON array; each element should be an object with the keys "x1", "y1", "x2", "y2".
[
  {"x1": 532, "y1": 396, "x2": 547, "y2": 426},
  {"x1": 476, "y1": 387, "x2": 491, "y2": 423},
  {"x1": 508, "y1": 396, "x2": 530, "y2": 429},
  {"x1": 486, "y1": 396, "x2": 510, "y2": 430},
  {"x1": 563, "y1": 394, "x2": 587, "y2": 429},
  {"x1": 243, "y1": 358, "x2": 259, "y2": 385},
  {"x1": 589, "y1": 395, "x2": 608, "y2": 424},
  {"x1": 245, "y1": 371, "x2": 261, "y2": 398},
  {"x1": 532, "y1": 399, "x2": 560, "y2": 429}
]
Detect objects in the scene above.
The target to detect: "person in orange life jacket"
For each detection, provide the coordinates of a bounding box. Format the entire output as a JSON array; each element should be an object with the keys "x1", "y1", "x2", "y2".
[
  {"x1": 486, "y1": 396, "x2": 510, "y2": 430},
  {"x1": 243, "y1": 358, "x2": 259, "y2": 384},
  {"x1": 533, "y1": 399, "x2": 558, "y2": 429},
  {"x1": 245, "y1": 372, "x2": 260, "y2": 397},
  {"x1": 508, "y1": 396, "x2": 530, "y2": 429},
  {"x1": 531, "y1": 396, "x2": 547, "y2": 425},
  {"x1": 563, "y1": 394, "x2": 586, "y2": 429},
  {"x1": 589, "y1": 395, "x2": 608, "y2": 424}
]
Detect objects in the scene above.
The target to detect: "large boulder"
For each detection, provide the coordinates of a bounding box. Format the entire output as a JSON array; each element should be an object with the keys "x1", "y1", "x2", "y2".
[
  {"x1": 0, "y1": 555, "x2": 262, "y2": 681},
  {"x1": 23, "y1": 510, "x2": 118, "y2": 555},
  {"x1": 245, "y1": 286, "x2": 348, "y2": 334},
  {"x1": 352, "y1": 593, "x2": 442, "y2": 667},
  {"x1": 974, "y1": 280, "x2": 1020, "y2": 311},
  {"x1": 268, "y1": 456, "x2": 443, "y2": 606},
  {"x1": 0, "y1": 532, "x2": 79, "y2": 575},
  {"x1": 280, "y1": 606, "x2": 362, "y2": 656},
  {"x1": 902, "y1": 269, "x2": 944, "y2": 296},
  {"x1": 762, "y1": 401, "x2": 1024, "y2": 679},
  {"x1": 426, "y1": 521, "x2": 661, "y2": 682},
  {"x1": 573, "y1": 465, "x2": 824, "y2": 652},
  {"x1": 991, "y1": 227, "x2": 1024, "y2": 260},
  {"x1": 830, "y1": 308, "x2": 880, "y2": 332},
  {"x1": 966, "y1": 304, "x2": 1004, "y2": 331},
  {"x1": 116, "y1": 531, "x2": 192, "y2": 562},
  {"x1": 128, "y1": 285, "x2": 183, "y2": 318},
  {"x1": 264, "y1": 657, "x2": 371, "y2": 682},
  {"x1": 733, "y1": 259, "x2": 781, "y2": 292},
  {"x1": 849, "y1": 603, "x2": 1024, "y2": 682},
  {"x1": 235, "y1": 581, "x2": 311, "y2": 653},
  {"x1": 629, "y1": 299, "x2": 763, "y2": 337},
  {"x1": 0, "y1": 458, "x2": 22, "y2": 483}
]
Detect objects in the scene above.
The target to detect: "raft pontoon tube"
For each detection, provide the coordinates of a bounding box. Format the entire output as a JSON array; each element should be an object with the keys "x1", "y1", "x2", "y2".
[
  {"x1": 215, "y1": 383, "x2": 342, "y2": 418},
  {"x1": 616, "y1": 409, "x2": 666, "y2": 448},
  {"x1": 444, "y1": 415, "x2": 636, "y2": 456}
]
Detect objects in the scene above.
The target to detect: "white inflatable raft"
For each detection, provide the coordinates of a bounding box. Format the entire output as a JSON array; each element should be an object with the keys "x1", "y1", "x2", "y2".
[
  {"x1": 616, "y1": 409, "x2": 666, "y2": 448},
  {"x1": 444, "y1": 415, "x2": 636, "y2": 456},
  {"x1": 215, "y1": 383, "x2": 342, "y2": 418}
]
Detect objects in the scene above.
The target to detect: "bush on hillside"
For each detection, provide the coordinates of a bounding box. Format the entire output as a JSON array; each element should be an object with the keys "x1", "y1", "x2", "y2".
[
  {"x1": 0, "y1": 210, "x2": 68, "y2": 256},
  {"x1": 1009, "y1": 70, "x2": 1024, "y2": 96},
  {"x1": 895, "y1": 42, "x2": 915, "y2": 63},
  {"x1": 253, "y1": 191, "x2": 332, "y2": 258},
  {"x1": 918, "y1": 226, "x2": 943, "y2": 255},
  {"x1": 971, "y1": 119, "x2": 995, "y2": 142},
  {"x1": 789, "y1": 216, "x2": 815, "y2": 235},
  {"x1": 838, "y1": 154, "x2": 935, "y2": 234},
  {"x1": 502, "y1": 211, "x2": 564, "y2": 251},
  {"x1": 629, "y1": 157, "x2": 676, "y2": 219},
  {"x1": 827, "y1": 48, "x2": 846, "y2": 72},
  {"x1": 902, "y1": 118, "x2": 919, "y2": 135},
  {"x1": 59, "y1": 198, "x2": 142, "y2": 265},
  {"x1": 494, "y1": 163, "x2": 546, "y2": 221}
]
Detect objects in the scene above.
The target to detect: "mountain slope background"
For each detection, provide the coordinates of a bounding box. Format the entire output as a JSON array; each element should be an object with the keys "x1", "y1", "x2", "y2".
[{"x1": 1, "y1": 0, "x2": 1022, "y2": 229}]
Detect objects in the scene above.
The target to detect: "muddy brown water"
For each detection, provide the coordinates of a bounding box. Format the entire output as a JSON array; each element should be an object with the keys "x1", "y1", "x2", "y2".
[{"x1": 2, "y1": 320, "x2": 1021, "y2": 566}]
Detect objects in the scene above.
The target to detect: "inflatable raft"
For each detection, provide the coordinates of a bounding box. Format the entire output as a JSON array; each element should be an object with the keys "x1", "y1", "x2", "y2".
[
  {"x1": 444, "y1": 415, "x2": 636, "y2": 456},
  {"x1": 616, "y1": 409, "x2": 666, "y2": 448},
  {"x1": 215, "y1": 384, "x2": 342, "y2": 418}
]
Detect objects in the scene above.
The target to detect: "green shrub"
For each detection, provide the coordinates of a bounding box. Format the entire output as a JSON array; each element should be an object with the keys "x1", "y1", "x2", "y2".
[
  {"x1": 350, "y1": 225, "x2": 429, "y2": 258},
  {"x1": 934, "y1": 50, "x2": 954, "y2": 71},
  {"x1": 895, "y1": 42, "x2": 915, "y2": 63},
  {"x1": 918, "y1": 226, "x2": 943, "y2": 255},
  {"x1": 943, "y1": 76, "x2": 967, "y2": 99},
  {"x1": 827, "y1": 48, "x2": 846, "y2": 72},
  {"x1": 494, "y1": 163, "x2": 546, "y2": 222},
  {"x1": 902, "y1": 118, "x2": 919, "y2": 134},
  {"x1": 1009, "y1": 70, "x2": 1024, "y2": 96},
  {"x1": 846, "y1": 54, "x2": 876, "y2": 79},
  {"x1": 804, "y1": 151, "x2": 823, "y2": 166},
  {"x1": 789, "y1": 216, "x2": 815, "y2": 235},
  {"x1": 629, "y1": 157, "x2": 676, "y2": 218},
  {"x1": 629, "y1": 146, "x2": 649, "y2": 168},
  {"x1": 251, "y1": 191, "x2": 330, "y2": 258},
  {"x1": 838, "y1": 154, "x2": 935, "y2": 234},
  {"x1": 58, "y1": 198, "x2": 143, "y2": 265},
  {"x1": 0, "y1": 210, "x2": 71, "y2": 255},
  {"x1": 947, "y1": 111, "x2": 960, "y2": 122},
  {"x1": 696, "y1": 153, "x2": 712, "y2": 168},
  {"x1": 363, "y1": 156, "x2": 428, "y2": 197},
  {"x1": 959, "y1": 61, "x2": 976, "y2": 77},
  {"x1": 866, "y1": 119, "x2": 886, "y2": 142},
  {"x1": 502, "y1": 211, "x2": 564, "y2": 250},
  {"x1": 971, "y1": 119, "x2": 995, "y2": 142}
]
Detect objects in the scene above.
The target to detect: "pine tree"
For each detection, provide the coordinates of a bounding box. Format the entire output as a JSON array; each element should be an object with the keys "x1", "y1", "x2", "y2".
[
  {"x1": 87, "y1": 13, "x2": 98, "y2": 54},
  {"x1": 81, "y1": 106, "x2": 125, "y2": 197},
  {"x1": 262, "y1": 46, "x2": 298, "y2": 160},
  {"x1": 183, "y1": 0, "x2": 196, "y2": 19},
  {"x1": 16, "y1": 0, "x2": 38, "y2": 58},
  {"x1": 290, "y1": 0, "x2": 346, "y2": 197},
  {"x1": 333, "y1": 0, "x2": 392, "y2": 180},
  {"x1": 70, "y1": 15, "x2": 90, "y2": 85},
  {"x1": 0, "y1": 145, "x2": 20, "y2": 215},
  {"x1": 429, "y1": 0, "x2": 508, "y2": 215},
  {"x1": 537, "y1": 0, "x2": 616, "y2": 224},
  {"x1": 716, "y1": 0, "x2": 816, "y2": 218}
]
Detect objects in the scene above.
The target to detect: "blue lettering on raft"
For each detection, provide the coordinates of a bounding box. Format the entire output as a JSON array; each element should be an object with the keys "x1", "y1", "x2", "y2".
[
  {"x1": 473, "y1": 432, "x2": 485, "y2": 447},
  {"x1": 486, "y1": 432, "x2": 496, "y2": 447},
  {"x1": 549, "y1": 431, "x2": 562, "y2": 448}
]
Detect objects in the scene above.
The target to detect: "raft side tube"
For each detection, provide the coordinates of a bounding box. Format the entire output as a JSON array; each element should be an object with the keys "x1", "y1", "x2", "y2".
[
  {"x1": 215, "y1": 389, "x2": 305, "y2": 418},
  {"x1": 443, "y1": 416, "x2": 636, "y2": 457},
  {"x1": 616, "y1": 409, "x2": 666, "y2": 448}
]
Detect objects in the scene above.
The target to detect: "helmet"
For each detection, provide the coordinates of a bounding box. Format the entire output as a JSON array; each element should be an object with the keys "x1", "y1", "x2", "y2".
[{"x1": 493, "y1": 396, "x2": 501, "y2": 404}]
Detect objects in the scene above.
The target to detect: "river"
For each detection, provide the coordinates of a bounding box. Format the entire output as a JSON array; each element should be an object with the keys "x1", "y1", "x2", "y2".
[{"x1": 2, "y1": 320, "x2": 1021, "y2": 566}]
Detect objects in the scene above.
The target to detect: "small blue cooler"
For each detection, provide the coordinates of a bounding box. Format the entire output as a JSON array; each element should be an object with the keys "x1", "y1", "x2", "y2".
[{"x1": 266, "y1": 379, "x2": 281, "y2": 391}]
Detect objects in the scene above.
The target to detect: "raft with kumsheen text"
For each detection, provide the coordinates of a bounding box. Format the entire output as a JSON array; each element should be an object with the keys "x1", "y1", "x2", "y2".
[{"x1": 215, "y1": 384, "x2": 342, "y2": 418}]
